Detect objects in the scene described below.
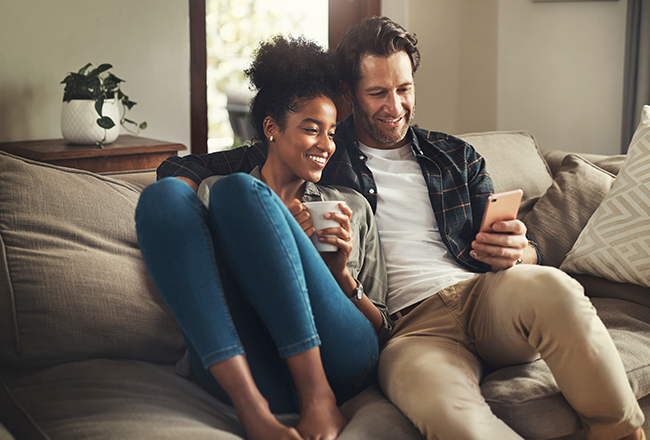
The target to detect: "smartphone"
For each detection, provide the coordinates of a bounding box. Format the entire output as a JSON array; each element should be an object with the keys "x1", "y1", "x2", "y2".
[{"x1": 479, "y1": 189, "x2": 523, "y2": 232}]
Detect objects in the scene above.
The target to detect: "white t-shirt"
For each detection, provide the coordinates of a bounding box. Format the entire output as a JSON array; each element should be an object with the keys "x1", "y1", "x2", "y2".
[{"x1": 359, "y1": 143, "x2": 476, "y2": 313}]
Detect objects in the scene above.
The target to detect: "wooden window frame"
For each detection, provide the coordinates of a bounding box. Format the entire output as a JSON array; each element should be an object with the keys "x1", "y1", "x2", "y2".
[{"x1": 188, "y1": 0, "x2": 379, "y2": 155}]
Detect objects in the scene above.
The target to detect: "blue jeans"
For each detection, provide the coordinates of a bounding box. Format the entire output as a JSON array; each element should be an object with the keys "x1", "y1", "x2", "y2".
[{"x1": 135, "y1": 174, "x2": 378, "y2": 413}]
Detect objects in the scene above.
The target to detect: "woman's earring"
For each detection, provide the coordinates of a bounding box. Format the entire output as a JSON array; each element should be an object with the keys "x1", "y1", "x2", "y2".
[{"x1": 269, "y1": 136, "x2": 274, "y2": 142}]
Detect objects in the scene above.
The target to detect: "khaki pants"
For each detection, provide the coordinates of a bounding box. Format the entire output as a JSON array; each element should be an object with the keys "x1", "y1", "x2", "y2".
[{"x1": 378, "y1": 265, "x2": 644, "y2": 440}]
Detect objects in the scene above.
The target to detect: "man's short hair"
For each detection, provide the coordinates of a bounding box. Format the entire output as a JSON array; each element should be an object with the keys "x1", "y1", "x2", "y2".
[{"x1": 335, "y1": 16, "x2": 421, "y2": 89}]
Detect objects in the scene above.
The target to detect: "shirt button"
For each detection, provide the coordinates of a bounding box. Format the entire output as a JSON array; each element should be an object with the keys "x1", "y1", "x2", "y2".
[
  {"x1": 359, "y1": 155, "x2": 365, "y2": 160},
  {"x1": 369, "y1": 189, "x2": 375, "y2": 194}
]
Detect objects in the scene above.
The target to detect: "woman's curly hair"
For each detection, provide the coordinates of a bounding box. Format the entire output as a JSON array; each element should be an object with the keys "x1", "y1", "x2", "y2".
[{"x1": 245, "y1": 35, "x2": 340, "y2": 143}]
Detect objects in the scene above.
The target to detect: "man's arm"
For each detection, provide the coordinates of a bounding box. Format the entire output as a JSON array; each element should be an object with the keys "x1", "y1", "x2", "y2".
[
  {"x1": 174, "y1": 176, "x2": 199, "y2": 192},
  {"x1": 156, "y1": 143, "x2": 269, "y2": 187}
]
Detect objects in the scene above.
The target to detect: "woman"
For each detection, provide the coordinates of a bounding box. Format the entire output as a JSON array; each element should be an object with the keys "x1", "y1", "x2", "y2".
[{"x1": 135, "y1": 36, "x2": 390, "y2": 440}]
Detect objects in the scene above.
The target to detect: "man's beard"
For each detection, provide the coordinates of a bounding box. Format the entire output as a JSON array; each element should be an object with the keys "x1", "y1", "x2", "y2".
[{"x1": 351, "y1": 97, "x2": 414, "y2": 146}]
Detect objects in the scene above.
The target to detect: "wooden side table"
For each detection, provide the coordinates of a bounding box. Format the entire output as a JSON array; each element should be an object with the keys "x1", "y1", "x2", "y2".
[{"x1": 0, "y1": 135, "x2": 187, "y2": 173}]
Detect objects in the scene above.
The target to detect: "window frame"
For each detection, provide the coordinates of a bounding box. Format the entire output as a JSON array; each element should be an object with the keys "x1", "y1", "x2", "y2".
[{"x1": 188, "y1": 0, "x2": 379, "y2": 155}]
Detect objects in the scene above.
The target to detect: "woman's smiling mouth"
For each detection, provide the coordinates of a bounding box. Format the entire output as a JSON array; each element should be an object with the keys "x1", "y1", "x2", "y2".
[{"x1": 307, "y1": 154, "x2": 328, "y2": 167}]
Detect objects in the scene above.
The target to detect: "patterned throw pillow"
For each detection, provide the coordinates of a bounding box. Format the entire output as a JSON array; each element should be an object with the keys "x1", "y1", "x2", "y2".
[{"x1": 560, "y1": 105, "x2": 650, "y2": 288}]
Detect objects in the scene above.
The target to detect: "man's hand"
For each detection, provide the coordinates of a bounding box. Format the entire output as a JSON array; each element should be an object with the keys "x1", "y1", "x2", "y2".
[
  {"x1": 174, "y1": 176, "x2": 199, "y2": 192},
  {"x1": 470, "y1": 219, "x2": 534, "y2": 271},
  {"x1": 286, "y1": 199, "x2": 315, "y2": 237}
]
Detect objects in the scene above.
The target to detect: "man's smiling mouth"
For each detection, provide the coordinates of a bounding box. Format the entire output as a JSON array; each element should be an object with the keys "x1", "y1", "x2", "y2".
[{"x1": 378, "y1": 115, "x2": 405, "y2": 125}]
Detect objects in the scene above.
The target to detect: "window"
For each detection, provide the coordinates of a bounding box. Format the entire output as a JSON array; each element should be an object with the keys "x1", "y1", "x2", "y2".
[
  {"x1": 189, "y1": 0, "x2": 380, "y2": 155},
  {"x1": 206, "y1": 0, "x2": 328, "y2": 152}
]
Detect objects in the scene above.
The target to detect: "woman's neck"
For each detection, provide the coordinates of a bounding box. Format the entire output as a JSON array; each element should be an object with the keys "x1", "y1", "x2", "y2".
[{"x1": 259, "y1": 162, "x2": 306, "y2": 205}]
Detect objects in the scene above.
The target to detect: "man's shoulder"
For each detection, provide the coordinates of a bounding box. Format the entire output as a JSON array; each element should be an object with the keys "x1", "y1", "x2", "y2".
[
  {"x1": 412, "y1": 126, "x2": 470, "y2": 148},
  {"x1": 411, "y1": 126, "x2": 481, "y2": 160}
]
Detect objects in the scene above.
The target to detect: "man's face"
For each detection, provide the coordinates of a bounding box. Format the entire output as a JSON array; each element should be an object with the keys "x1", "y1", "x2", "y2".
[{"x1": 348, "y1": 51, "x2": 415, "y2": 150}]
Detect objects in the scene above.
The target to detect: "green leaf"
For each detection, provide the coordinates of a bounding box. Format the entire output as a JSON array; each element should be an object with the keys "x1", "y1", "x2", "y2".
[
  {"x1": 89, "y1": 64, "x2": 112, "y2": 77},
  {"x1": 106, "y1": 73, "x2": 124, "y2": 84},
  {"x1": 123, "y1": 118, "x2": 137, "y2": 126},
  {"x1": 123, "y1": 99, "x2": 136, "y2": 110},
  {"x1": 86, "y1": 76, "x2": 102, "y2": 98},
  {"x1": 77, "y1": 63, "x2": 92, "y2": 75},
  {"x1": 60, "y1": 74, "x2": 75, "y2": 84},
  {"x1": 96, "y1": 117, "x2": 115, "y2": 129},
  {"x1": 103, "y1": 77, "x2": 118, "y2": 92},
  {"x1": 139, "y1": 122, "x2": 147, "y2": 130},
  {"x1": 95, "y1": 98, "x2": 104, "y2": 117}
]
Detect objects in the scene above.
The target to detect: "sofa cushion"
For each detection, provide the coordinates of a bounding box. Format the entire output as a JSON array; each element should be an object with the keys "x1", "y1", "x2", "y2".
[
  {"x1": 0, "y1": 152, "x2": 184, "y2": 367},
  {"x1": 481, "y1": 298, "x2": 650, "y2": 439},
  {"x1": 0, "y1": 359, "x2": 424, "y2": 440},
  {"x1": 457, "y1": 131, "x2": 553, "y2": 217},
  {"x1": 572, "y1": 273, "x2": 650, "y2": 309},
  {"x1": 522, "y1": 154, "x2": 616, "y2": 267},
  {"x1": 561, "y1": 105, "x2": 650, "y2": 288}
]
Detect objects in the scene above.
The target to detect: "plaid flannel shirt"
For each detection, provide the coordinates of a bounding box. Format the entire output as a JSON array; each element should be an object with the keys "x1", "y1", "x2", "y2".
[{"x1": 157, "y1": 115, "x2": 539, "y2": 273}]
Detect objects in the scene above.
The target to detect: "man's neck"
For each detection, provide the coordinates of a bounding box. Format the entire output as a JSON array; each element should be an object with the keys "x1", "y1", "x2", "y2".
[{"x1": 353, "y1": 124, "x2": 412, "y2": 151}]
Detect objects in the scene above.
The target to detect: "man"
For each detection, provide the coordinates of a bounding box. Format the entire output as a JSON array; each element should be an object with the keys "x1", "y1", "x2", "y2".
[
  {"x1": 319, "y1": 16, "x2": 645, "y2": 440},
  {"x1": 156, "y1": 16, "x2": 645, "y2": 440}
]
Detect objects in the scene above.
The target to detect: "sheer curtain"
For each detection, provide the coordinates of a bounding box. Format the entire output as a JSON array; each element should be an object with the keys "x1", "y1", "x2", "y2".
[{"x1": 622, "y1": 0, "x2": 650, "y2": 153}]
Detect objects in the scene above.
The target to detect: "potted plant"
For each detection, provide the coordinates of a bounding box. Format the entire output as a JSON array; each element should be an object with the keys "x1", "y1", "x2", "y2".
[{"x1": 60, "y1": 63, "x2": 147, "y2": 148}]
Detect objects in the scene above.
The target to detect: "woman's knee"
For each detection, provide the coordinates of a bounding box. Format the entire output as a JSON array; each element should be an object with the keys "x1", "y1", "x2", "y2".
[
  {"x1": 138, "y1": 178, "x2": 194, "y2": 213},
  {"x1": 136, "y1": 177, "x2": 204, "y2": 232},
  {"x1": 209, "y1": 173, "x2": 263, "y2": 211}
]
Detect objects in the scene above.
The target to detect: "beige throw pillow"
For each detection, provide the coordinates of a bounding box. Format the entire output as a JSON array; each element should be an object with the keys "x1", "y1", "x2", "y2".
[
  {"x1": 0, "y1": 152, "x2": 184, "y2": 367},
  {"x1": 560, "y1": 105, "x2": 650, "y2": 288},
  {"x1": 523, "y1": 155, "x2": 616, "y2": 268}
]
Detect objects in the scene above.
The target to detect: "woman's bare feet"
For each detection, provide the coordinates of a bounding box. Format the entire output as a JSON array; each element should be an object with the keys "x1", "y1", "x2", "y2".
[
  {"x1": 285, "y1": 347, "x2": 348, "y2": 440},
  {"x1": 295, "y1": 390, "x2": 347, "y2": 440},
  {"x1": 209, "y1": 356, "x2": 303, "y2": 440},
  {"x1": 235, "y1": 398, "x2": 303, "y2": 440}
]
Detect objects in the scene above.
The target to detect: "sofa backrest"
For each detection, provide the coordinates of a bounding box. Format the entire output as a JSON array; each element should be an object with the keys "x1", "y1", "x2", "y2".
[
  {"x1": 0, "y1": 152, "x2": 184, "y2": 368},
  {"x1": 457, "y1": 130, "x2": 554, "y2": 218}
]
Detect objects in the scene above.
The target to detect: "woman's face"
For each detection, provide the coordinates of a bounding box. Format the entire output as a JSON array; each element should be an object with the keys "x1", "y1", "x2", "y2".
[{"x1": 270, "y1": 95, "x2": 337, "y2": 183}]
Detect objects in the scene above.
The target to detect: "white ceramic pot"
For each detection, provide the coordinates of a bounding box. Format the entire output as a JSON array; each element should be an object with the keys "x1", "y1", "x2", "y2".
[{"x1": 61, "y1": 99, "x2": 120, "y2": 145}]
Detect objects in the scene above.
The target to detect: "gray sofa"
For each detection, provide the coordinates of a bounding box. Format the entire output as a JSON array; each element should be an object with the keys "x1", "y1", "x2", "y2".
[{"x1": 1, "y1": 129, "x2": 649, "y2": 440}]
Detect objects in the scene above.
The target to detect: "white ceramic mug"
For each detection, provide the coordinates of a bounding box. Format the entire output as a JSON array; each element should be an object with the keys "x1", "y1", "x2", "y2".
[{"x1": 303, "y1": 201, "x2": 343, "y2": 252}]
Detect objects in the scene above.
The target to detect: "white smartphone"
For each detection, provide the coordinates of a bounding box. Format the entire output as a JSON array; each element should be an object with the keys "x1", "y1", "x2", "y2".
[{"x1": 479, "y1": 189, "x2": 523, "y2": 232}]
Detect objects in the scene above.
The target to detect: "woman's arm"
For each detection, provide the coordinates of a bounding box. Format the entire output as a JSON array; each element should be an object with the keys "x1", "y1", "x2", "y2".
[{"x1": 287, "y1": 199, "x2": 384, "y2": 333}]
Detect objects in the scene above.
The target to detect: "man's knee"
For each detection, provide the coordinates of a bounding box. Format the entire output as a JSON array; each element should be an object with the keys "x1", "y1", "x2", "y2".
[{"x1": 497, "y1": 265, "x2": 586, "y2": 312}]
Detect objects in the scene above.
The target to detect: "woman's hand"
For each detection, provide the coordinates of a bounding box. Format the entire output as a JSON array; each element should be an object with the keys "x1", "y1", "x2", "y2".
[
  {"x1": 317, "y1": 202, "x2": 354, "y2": 277},
  {"x1": 287, "y1": 199, "x2": 315, "y2": 237}
]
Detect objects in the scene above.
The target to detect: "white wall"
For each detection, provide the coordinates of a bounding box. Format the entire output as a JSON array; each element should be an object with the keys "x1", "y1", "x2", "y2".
[
  {"x1": 382, "y1": 0, "x2": 628, "y2": 155},
  {"x1": 497, "y1": 0, "x2": 627, "y2": 155},
  {"x1": 408, "y1": 0, "x2": 499, "y2": 136},
  {"x1": 0, "y1": 0, "x2": 191, "y2": 151}
]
